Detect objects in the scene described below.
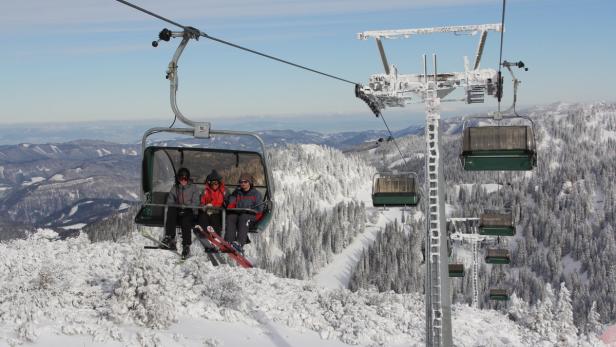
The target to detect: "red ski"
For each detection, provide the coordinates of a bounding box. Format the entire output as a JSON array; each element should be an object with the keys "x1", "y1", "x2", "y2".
[{"x1": 194, "y1": 225, "x2": 253, "y2": 268}]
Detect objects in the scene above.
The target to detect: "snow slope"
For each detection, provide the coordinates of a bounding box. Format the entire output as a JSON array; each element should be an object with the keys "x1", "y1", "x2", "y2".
[
  {"x1": 0, "y1": 229, "x2": 555, "y2": 347},
  {"x1": 313, "y1": 180, "x2": 404, "y2": 289}
]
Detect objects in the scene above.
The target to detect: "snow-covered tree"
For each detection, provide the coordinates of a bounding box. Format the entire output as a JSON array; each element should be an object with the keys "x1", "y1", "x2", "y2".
[
  {"x1": 555, "y1": 282, "x2": 577, "y2": 344},
  {"x1": 534, "y1": 284, "x2": 556, "y2": 342},
  {"x1": 586, "y1": 301, "x2": 601, "y2": 336}
]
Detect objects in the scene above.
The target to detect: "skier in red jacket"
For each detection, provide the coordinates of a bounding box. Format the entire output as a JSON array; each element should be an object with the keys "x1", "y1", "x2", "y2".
[{"x1": 197, "y1": 169, "x2": 226, "y2": 233}]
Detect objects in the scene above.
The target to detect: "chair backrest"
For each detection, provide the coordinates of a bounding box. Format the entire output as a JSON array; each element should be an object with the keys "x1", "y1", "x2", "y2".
[
  {"x1": 486, "y1": 248, "x2": 510, "y2": 258},
  {"x1": 374, "y1": 175, "x2": 417, "y2": 194},
  {"x1": 137, "y1": 146, "x2": 274, "y2": 231},
  {"x1": 142, "y1": 146, "x2": 271, "y2": 201},
  {"x1": 480, "y1": 211, "x2": 513, "y2": 226},
  {"x1": 463, "y1": 126, "x2": 534, "y2": 152}
]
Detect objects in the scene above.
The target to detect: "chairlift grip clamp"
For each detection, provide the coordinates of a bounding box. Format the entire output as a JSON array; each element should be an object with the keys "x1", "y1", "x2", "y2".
[
  {"x1": 355, "y1": 84, "x2": 382, "y2": 117},
  {"x1": 152, "y1": 28, "x2": 174, "y2": 47},
  {"x1": 152, "y1": 27, "x2": 198, "y2": 47}
]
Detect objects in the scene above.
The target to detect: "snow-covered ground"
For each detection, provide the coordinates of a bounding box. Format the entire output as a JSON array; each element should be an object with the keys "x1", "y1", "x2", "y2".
[
  {"x1": 21, "y1": 177, "x2": 45, "y2": 186},
  {"x1": 0, "y1": 229, "x2": 559, "y2": 347},
  {"x1": 455, "y1": 183, "x2": 502, "y2": 195},
  {"x1": 312, "y1": 211, "x2": 391, "y2": 290},
  {"x1": 313, "y1": 184, "x2": 401, "y2": 289}
]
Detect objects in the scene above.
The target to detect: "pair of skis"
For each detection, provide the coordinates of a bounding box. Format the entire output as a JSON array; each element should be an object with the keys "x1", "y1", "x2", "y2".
[
  {"x1": 140, "y1": 228, "x2": 190, "y2": 262},
  {"x1": 193, "y1": 225, "x2": 253, "y2": 268},
  {"x1": 140, "y1": 226, "x2": 252, "y2": 268}
]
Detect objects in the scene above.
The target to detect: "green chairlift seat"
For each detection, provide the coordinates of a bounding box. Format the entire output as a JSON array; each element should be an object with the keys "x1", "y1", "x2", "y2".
[
  {"x1": 448, "y1": 263, "x2": 465, "y2": 277},
  {"x1": 372, "y1": 172, "x2": 419, "y2": 207},
  {"x1": 461, "y1": 126, "x2": 537, "y2": 171},
  {"x1": 479, "y1": 210, "x2": 515, "y2": 236},
  {"x1": 489, "y1": 288, "x2": 510, "y2": 301},
  {"x1": 485, "y1": 248, "x2": 511, "y2": 264},
  {"x1": 135, "y1": 143, "x2": 274, "y2": 233}
]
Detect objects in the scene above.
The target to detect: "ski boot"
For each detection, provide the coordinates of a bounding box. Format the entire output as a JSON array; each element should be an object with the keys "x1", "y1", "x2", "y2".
[
  {"x1": 182, "y1": 244, "x2": 191, "y2": 259},
  {"x1": 231, "y1": 241, "x2": 244, "y2": 255},
  {"x1": 161, "y1": 236, "x2": 176, "y2": 251}
]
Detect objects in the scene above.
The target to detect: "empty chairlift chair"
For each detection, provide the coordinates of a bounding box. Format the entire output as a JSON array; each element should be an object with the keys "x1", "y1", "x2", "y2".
[
  {"x1": 485, "y1": 248, "x2": 511, "y2": 265},
  {"x1": 372, "y1": 172, "x2": 419, "y2": 207},
  {"x1": 479, "y1": 210, "x2": 515, "y2": 236},
  {"x1": 460, "y1": 125, "x2": 537, "y2": 171},
  {"x1": 489, "y1": 288, "x2": 510, "y2": 301},
  {"x1": 448, "y1": 263, "x2": 465, "y2": 278}
]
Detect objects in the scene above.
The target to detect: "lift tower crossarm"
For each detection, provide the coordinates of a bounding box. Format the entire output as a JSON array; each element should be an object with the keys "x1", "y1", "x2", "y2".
[{"x1": 357, "y1": 24, "x2": 502, "y2": 40}]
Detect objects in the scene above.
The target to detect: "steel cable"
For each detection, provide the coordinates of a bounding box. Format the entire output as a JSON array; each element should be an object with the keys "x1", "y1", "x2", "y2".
[{"x1": 114, "y1": 0, "x2": 358, "y2": 85}]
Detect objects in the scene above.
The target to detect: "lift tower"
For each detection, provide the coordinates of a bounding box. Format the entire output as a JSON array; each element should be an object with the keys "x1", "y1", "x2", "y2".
[{"x1": 357, "y1": 24, "x2": 502, "y2": 347}]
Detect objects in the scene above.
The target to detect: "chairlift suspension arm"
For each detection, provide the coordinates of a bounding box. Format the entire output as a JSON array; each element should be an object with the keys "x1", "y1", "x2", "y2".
[
  {"x1": 375, "y1": 38, "x2": 391, "y2": 75},
  {"x1": 156, "y1": 29, "x2": 203, "y2": 128},
  {"x1": 473, "y1": 30, "x2": 488, "y2": 70},
  {"x1": 502, "y1": 61, "x2": 527, "y2": 110}
]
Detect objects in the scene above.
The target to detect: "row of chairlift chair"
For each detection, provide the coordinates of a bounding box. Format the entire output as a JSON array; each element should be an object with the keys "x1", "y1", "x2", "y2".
[{"x1": 372, "y1": 116, "x2": 536, "y2": 302}]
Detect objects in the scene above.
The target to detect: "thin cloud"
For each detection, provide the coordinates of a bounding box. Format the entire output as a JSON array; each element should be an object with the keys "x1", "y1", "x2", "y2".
[
  {"x1": 63, "y1": 43, "x2": 150, "y2": 56},
  {"x1": 1, "y1": 0, "x2": 499, "y2": 31}
]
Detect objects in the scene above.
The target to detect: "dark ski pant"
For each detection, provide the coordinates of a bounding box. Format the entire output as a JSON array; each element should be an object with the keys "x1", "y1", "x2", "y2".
[
  {"x1": 225, "y1": 213, "x2": 254, "y2": 246},
  {"x1": 165, "y1": 207, "x2": 194, "y2": 246},
  {"x1": 197, "y1": 210, "x2": 222, "y2": 234}
]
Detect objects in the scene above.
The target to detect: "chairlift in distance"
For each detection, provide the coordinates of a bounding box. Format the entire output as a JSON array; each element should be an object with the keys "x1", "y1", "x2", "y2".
[
  {"x1": 488, "y1": 288, "x2": 510, "y2": 301},
  {"x1": 371, "y1": 171, "x2": 420, "y2": 207},
  {"x1": 134, "y1": 28, "x2": 275, "y2": 235},
  {"x1": 448, "y1": 263, "x2": 465, "y2": 278},
  {"x1": 447, "y1": 235, "x2": 465, "y2": 278},
  {"x1": 460, "y1": 61, "x2": 537, "y2": 171},
  {"x1": 479, "y1": 209, "x2": 515, "y2": 236},
  {"x1": 484, "y1": 248, "x2": 511, "y2": 265}
]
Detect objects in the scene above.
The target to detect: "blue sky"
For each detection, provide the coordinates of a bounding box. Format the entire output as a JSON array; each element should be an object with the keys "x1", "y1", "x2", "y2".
[{"x1": 1, "y1": 0, "x2": 614, "y2": 132}]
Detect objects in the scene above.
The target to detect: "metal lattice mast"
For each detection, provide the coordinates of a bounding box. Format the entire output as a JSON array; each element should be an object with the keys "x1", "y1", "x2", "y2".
[
  {"x1": 449, "y1": 218, "x2": 486, "y2": 309},
  {"x1": 424, "y1": 54, "x2": 452, "y2": 347},
  {"x1": 357, "y1": 23, "x2": 502, "y2": 347},
  {"x1": 472, "y1": 239, "x2": 479, "y2": 308}
]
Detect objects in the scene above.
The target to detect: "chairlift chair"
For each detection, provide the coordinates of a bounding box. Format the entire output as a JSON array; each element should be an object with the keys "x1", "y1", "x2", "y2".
[
  {"x1": 134, "y1": 28, "x2": 274, "y2": 235},
  {"x1": 448, "y1": 263, "x2": 465, "y2": 278},
  {"x1": 484, "y1": 248, "x2": 511, "y2": 264},
  {"x1": 460, "y1": 60, "x2": 536, "y2": 171},
  {"x1": 460, "y1": 121, "x2": 536, "y2": 171},
  {"x1": 488, "y1": 288, "x2": 510, "y2": 301},
  {"x1": 371, "y1": 172, "x2": 420, "y2": 207},
  {"x1": 479, "y1": 209, "x2": 515, "y2": 236},
  {"x1": 134, "y1": 129, "x2": 275, "y2": 234}
]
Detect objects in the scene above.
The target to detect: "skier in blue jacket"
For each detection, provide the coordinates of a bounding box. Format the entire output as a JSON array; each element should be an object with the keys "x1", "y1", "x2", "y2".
[{"x1": 225, "y1": 173, "x2": 263, "y2": 253}]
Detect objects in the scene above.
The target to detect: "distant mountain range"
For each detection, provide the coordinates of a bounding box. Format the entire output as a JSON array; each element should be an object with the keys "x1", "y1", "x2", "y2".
[
  {"x1": 0, "y1": 120, "x2": 434, "y2": 236},
  {"x1": 0, "y1": 113, "x2": 424, "y2": 146},
  {"x1": 0, "y1": 120, "x2": 427, "y2": 148},
  {"x1": 0, "y1": 102, "x2": 592, "y2": 236}
]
